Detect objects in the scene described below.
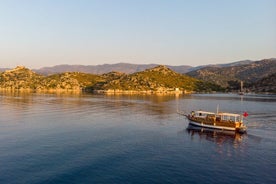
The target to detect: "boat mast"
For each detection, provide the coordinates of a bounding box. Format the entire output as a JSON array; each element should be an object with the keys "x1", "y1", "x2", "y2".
[{"x1": 240, "y1": 81, "x2": 243, "y2": 92}]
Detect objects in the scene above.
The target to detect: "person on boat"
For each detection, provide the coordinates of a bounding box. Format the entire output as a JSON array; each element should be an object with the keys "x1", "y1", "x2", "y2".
[{"x1": 191, "y1": 111, "x2": 195, "y2": 118}]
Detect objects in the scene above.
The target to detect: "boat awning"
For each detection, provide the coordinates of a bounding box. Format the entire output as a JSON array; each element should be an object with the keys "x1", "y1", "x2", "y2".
[
  {"x1": 217, "y1": 112, "x2": 241, "y2": 117},
  {"x1": 217, "y1": 112, "x2": 242, "y2": 122},
  {"x1": 195, "y1": 111, "x2": 215, "y2": 115}
]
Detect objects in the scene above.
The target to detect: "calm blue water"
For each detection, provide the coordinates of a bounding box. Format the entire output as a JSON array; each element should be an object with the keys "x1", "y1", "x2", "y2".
[{"x1": 0, "y1": 92, "x2": 275, "y2": 184}]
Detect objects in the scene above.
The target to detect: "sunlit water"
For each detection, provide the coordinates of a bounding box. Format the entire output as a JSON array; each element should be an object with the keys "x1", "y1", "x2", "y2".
[{"x1": 0, "y1": 92, "x2": 275, "y2": 184}]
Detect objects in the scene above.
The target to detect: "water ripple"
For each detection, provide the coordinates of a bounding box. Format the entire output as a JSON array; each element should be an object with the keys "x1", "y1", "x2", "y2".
[{"x1": 0, "y1": 92, "x2": 275, "y2": 184}]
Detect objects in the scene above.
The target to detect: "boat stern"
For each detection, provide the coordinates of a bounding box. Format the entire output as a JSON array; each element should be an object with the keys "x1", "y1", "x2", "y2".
[{"x1": 236, "y1": 125, "x2": 247, "y2": 133}]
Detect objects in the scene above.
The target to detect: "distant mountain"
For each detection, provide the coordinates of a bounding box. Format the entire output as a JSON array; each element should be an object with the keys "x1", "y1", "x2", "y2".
[
  {"x1": 186, "y1": 59, "x2": 276, "y2": 90},
  {"x1": 34, "y1": 60, "x2": 259, "y2": 75},
  {"x1": 0, "y1": 68, "x2": 10, "y2": 72},
  {"x1": 190, "y1": 60, "x2": 254, "y2": 71},
  {"x1": 35, "y1": 63, "x2": 192, "y2": 75},
  {"x1": 218, "y1": 60, "x2": 254, "y2": 67},
  {"x1": 1, "y1": 59, "x2": 263, "y2": 75}
]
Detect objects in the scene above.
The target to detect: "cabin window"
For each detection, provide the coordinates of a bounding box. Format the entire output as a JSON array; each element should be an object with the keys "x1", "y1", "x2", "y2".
[{"x1": 216, "y1": 117, "x2": 221, "y2": 121}]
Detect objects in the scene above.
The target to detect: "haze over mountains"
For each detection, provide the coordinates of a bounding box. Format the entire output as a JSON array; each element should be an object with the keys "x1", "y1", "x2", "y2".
[
  {"x1": 0, "y1": 59, "x2": 257, "y2": 75},
  {"x1": 32, "y1": 63, "x2": 192, "y2": 75},
  {"x1": 32, "y1": 59, "x2": 257, "y2": 75},
  {"x1": 0, "y1": 59, "x2": 266, "y2": 75}
]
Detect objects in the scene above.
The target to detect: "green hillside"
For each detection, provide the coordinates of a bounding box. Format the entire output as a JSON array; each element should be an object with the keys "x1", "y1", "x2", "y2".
[
  {"x1": 0, "y1": 67, "x2": 102, "y2": 91},
  {"x1": 0, "y1": 66, "x2": 43, "y2": 90},
  {"x1": 0, "y1": 65, "x2": 226, "y2": 93},
  {"x1": 96, "y1": 65, "x2": 223, "y2": 93}
]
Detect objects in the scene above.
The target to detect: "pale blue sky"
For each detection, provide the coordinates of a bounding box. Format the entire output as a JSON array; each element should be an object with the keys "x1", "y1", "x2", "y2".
[{"x1": 0, "y1": 0, "x2": 275, "y2": 68}]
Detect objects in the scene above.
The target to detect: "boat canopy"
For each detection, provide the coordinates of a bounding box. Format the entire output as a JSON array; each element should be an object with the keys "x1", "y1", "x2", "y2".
[
  {"x1": 194, "y1": 111, "x2": 215, "y2": 115},
  {"x1": 192, "y1": 111, "x2": 215, "y2": 118},
  {"x1": 217, "y1": 112, "x2": 242, "y2": 122},
  {"x1": 217, "y1": 112, "x2": 241, "y2": 117}
]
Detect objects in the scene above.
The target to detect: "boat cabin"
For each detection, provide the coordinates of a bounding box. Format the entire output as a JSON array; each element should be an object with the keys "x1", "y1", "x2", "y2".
[
  {"x1": 190, "y1": 111, "x2": 243, "y2": 123},
  {"x1": 191, "y1": 111, "x2": 215, "y2": 118}
]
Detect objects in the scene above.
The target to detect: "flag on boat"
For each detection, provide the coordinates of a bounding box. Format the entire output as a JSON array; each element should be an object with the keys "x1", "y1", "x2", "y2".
[{"x1": 243, "y1": 112, "x2": 248, "y2": 117}]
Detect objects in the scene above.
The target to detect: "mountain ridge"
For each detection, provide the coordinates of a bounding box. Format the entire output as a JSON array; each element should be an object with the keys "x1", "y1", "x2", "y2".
[
  {"x1": 33, "y1": 63, "x2": 192, "y2": 75},
  {"x1": 186, "y1": 58, "x2": 276, "y2": 92},
  {"x1": 1, "y1": 59, "x2": 272, "y2": 75},
  {"x1": 1, "y1": 58, "x2": 275, "y2": 93}
]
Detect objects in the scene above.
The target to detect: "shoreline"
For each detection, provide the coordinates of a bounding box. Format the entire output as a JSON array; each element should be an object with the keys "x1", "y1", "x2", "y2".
[
  {"x1": 0, "y1": 88, "x2": 191, "y2": 95},
  {"x1": 0, "y1": 88, "x2": 275, "y2": 95}
]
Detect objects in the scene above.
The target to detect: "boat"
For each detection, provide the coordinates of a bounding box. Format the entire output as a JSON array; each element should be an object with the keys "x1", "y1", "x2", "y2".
[{"x1": 185, "y1": 110, "x2": 247, "y2": 133}]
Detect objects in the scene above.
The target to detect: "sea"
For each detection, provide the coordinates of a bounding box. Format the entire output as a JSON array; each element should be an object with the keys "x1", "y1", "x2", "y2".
[{"x1": 0, "y1": 92, "x2": 275, "y2": 184}]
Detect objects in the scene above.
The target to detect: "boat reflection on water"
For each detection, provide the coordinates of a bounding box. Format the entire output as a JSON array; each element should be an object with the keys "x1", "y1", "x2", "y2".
[{"x1": 186, "y1": 124, "x2": 246, "y2": 147}]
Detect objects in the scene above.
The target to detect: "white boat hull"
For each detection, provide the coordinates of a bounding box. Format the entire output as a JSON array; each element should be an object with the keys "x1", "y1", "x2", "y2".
[{"x1": 188, "y1": 119, "x2": 236, "y2": 131}]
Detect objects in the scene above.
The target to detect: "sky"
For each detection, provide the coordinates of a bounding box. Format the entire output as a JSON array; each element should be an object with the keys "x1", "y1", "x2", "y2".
[{"x1": 0, "y1": 0, "x2": 275, "y2": 69}]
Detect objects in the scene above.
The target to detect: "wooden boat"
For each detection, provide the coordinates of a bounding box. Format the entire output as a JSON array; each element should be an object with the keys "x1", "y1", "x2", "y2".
[{"x1": 185, "y1": 110, "x2": 247, "y2": 133}]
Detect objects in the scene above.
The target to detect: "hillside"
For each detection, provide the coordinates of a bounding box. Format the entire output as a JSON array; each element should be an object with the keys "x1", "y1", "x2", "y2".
[
  {"x1": 0, "y1": 67, "x2": 102, "y2": 91},
  {"x1": 94, "y1": 65, "x2": 196, "y2": 92},
  {"x1": 41, "y1": 72, "x2": 102, "y2": 91},
  {"x1": 0, "y1": 65, "x2": 222, "y2": 93},
  {"x1": 186, "y1": 59, "x2": 276, "y2": 91},
  {"x1": 190, "y1": 60, "x2": 254, "y2": 71},
  {"x1": 91, "y1": 65, "x2": 222, "y2": 93},
  {"x1": 250, "y1": 73, "x2": 276, "y2": 93},
  {"x1": 0, "y1": 66, "x2": 43, "y2": 90},
  {"x1": 1, "y1": 60, "x2": 274, "y2": 93}
]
